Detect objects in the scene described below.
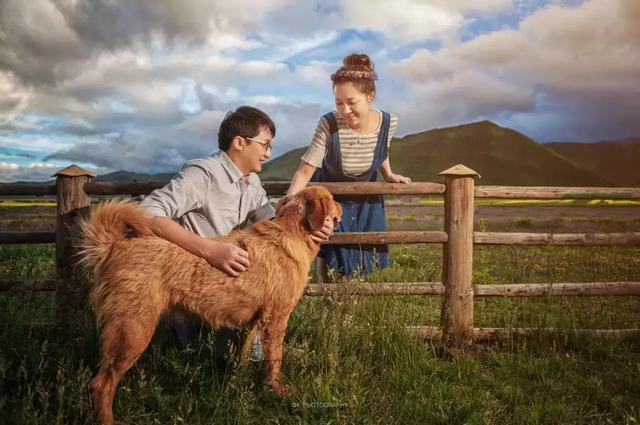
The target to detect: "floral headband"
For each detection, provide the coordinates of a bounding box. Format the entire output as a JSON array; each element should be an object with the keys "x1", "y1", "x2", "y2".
[{"x1": 331, "y1": 68, "x2": 378, "y2": 81}]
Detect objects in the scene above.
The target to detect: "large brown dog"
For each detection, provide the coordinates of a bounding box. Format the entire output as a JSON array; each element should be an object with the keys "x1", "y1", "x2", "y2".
[{"x1": 79, "y1": 186, "x2": 342, "y2": 425}]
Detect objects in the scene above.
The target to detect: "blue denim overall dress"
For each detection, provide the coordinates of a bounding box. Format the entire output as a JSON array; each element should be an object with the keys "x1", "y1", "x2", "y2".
[{"x1": 311, "y1": 111, "x2": 390, "y2": 276}]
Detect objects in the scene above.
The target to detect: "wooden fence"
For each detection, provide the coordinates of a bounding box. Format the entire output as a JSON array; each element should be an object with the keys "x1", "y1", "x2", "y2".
[{"x1": 2, "y1": 164, "x2": 640, "y2": 346}]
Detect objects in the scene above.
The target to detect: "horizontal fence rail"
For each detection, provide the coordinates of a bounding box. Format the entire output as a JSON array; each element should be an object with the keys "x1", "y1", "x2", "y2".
[
  {"x1": 5, "y1": 230, "x2": 640, "y2": 247},
  {"x1": 5, "y1": 281, "x2": 639, "y2": 298},
  {"x1": 0, "y1": 231, "x2": 55, "y2": 244},
  {"x1": 83, "y1": 181, "x2": 447, "y2": 196},
  {"x1": 304, "y1": 282, "x2": 640, "y2": 297},
  {"x1": 0, "y1": 184, "x2": 56, "y2": 196},
  {"x1": 0, "y1": 230, "x2": 449, "y2": 246},
  {"x1": 330, "y1": 231, "x2": 447, "y2": 245},
  {"x1": 474, "y1": 232, "x2": 640, "y2": 246},
  {"x1": 3, "y1": 182, "x2": 640, "y2": 199},
  {"x1": 306, "y1": 282, "x2": 445, "y2": 296},
  {"x1": 474, "y1": 186, "x2": 640, "y2": 199},
  {"x1": 473, "y1": 282, "x2": 640, "y2": 297},
  {"x1": 406, "y1": 326, "x2": 640, "y2": 342}
]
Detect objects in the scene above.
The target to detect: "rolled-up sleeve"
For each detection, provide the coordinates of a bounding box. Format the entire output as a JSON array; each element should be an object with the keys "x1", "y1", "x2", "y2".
[
  {"x1": 300, "y1": 117, "x2": 329, "y2": 168},
  {"x1": 139, "y1": 165, "x2": 207, "y2": 219},
  {"x1": 253, "y1": 195, "x2": 275, "y2": 222},
  {"x1": 252, "y1": 176, "x2": 276, "y2": 221},
  {"x1": 388, "y1": 113, "x2": 398, "y2": 147}
]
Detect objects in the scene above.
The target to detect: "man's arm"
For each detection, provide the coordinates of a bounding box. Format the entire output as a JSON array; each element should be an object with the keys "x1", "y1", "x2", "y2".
[
  {"x1": 140, "y1": 164, "x2": 249, "y2": 277},
  {"x1": 147, "y1": 217, "x2": 250, "y2": 277}
]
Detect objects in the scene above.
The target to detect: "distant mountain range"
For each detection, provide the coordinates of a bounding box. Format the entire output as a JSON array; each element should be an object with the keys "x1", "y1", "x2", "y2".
[
  {"x1": 260, "y1": 120, "x2": 638, "y2": 187},
  {"x1": 93, "y1": 170, "x2": 176, "y2": 182},
  {"x1": 3, "y1": 121, "x2": 638, "y2": 187},
  {"x1": 6, "y1": 170, "x2": 176, "y2": 186},
  {"x1": 543, "y1": 139, "x2": 640, "y2": 186}
]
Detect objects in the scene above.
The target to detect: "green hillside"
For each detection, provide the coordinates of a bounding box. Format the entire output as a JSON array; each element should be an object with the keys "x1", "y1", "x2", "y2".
[
  {"x1": 544, "y1": 139, "x2": 640, "y2": 187},
  {"x1": 260, "y1": 120, "x2": 614, "y2": 186},
  {"x1": 259, "y1": 147, "x2": 307, "y2": 181}
]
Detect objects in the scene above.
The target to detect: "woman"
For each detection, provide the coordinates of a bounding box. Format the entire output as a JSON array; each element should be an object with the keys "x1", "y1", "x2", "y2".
[{"x1": 285, "y1": 53, "x2": 411, "y2": 281}]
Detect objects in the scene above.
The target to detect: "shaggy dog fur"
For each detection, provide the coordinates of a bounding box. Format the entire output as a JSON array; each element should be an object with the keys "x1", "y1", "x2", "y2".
[{"x1": 79, "y1": 186, "x2": 342, "y2": 425}]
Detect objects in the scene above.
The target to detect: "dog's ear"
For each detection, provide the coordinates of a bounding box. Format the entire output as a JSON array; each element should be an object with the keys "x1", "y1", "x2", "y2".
[
  {"x1": 275, "y1": 195, "x2": 293, "y2": 216},
  {"x1": 305, "y1": 198, "x2": 327, "y2": 231},
  {"x1": 276, "y1": 195, "x2": 304, "y2": 219}
]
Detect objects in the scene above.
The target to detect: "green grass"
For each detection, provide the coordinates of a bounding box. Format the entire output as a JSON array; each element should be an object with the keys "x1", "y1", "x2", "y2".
[{"x1": 1, "y1": 241, "x2": 640, "y2": 424}]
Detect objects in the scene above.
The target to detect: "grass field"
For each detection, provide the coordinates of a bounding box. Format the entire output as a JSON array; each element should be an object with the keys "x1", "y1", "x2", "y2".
[{"x1": 1, "y1": 203, "x2": 639, "y2": 424}]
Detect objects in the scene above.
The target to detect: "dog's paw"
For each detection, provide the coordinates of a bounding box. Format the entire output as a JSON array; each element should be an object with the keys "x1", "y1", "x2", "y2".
[{"x1": 271, "y1": 380, "x2": 293, "y2": 397}]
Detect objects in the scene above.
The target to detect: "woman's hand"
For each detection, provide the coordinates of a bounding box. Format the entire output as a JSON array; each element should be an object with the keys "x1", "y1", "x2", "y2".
[
  {"x1": 384, "y1": 173, "x2": 412, "y2": 184},
  {"x1": 275, "y1": 195, "x2": 293, "y2": 214},
  {"x1": 310, "y1": 216, "x2": 335, "y2": 244},
  {"x1": 379, "y1": 158, "x2": 411, "y2": 184}
]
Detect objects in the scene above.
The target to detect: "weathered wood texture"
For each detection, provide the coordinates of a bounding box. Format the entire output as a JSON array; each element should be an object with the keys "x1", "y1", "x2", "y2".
[
  {"x1": 0, "y1": 231, "x2": 55, "y2": 244},
  {"x1": 84, "y1": 180, "x2": 446, "y2": 197},
  {"x1": 4, "y1": 281, "x2": 638, "y2": 297},
  {"x1": 0, "y1": 184, "x2": 56, "y2": 196},
  {"x1": 474, "y1": 232, "x2": 640, "y2": 246},
  {"x1": 326, "y1": 231, "x2": 447, "y2": 245},
  {"x1": 440, "y1": 174, "x2": 476, "y2": 346},
  {"x1": 7, "y1": 231, "x2": 639, "y2": 247},
  {"x1": 474, "y1": 282, "x2": 640, "y2": 297},
  {"x1": 475, "y1": 186, "x2": 640, "y2": 199},
  {"x1": 55, "y1": 172, "x2": 92, "y2": 340},
  {"x1": 305, "y1": 282, "x2": 445, "y2": 296},
  {"x1": 6, "y1": 182, "x2": 638, "y2": 199},
  {"x1": 304, "y1": 282, "x2": 640, "y2": 297},
  {"x1": 407, "y1": 326, "x2": 640, "y2": 342}
]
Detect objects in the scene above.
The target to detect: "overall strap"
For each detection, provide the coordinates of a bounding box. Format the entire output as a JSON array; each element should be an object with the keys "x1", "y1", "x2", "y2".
[
  {"x1": 381, "y1": 112, "x2": 390, "y2": 138},
  {"x1": 322, "y1": 112, "x2": 338, "y2": 159},
  {"x1": 323, "y1": 111, "x2": 338, "y2": 135},
  {"x1": 369, "y1": 111, "x2": 391, "y2": 174},
  {"x1": 311, "y1": 112, "x2": 341, "y2": 182}
]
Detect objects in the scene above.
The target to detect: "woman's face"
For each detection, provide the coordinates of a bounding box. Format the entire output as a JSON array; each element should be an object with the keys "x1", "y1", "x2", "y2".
[{"x1": 333, "y1": 82, "x2": 374, "y2": 129}]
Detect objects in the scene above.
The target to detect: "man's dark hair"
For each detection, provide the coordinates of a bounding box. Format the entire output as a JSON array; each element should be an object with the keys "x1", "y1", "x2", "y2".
[{"x1": 218, "y1": 106, "x2": 276, "y2": 151}]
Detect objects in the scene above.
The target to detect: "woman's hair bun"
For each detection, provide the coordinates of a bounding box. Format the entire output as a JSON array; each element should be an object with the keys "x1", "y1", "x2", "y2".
[
  {"x1": 343, "y1": 53, "x2": 373, "y2": 71},
  {"x1": 331, "y1": 53, "x2": 377, "y2": 94}
]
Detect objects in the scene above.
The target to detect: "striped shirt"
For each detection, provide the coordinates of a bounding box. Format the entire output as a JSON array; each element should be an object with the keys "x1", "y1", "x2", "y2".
[{"x1": 301, "y1": 110, "x2": 398, "y2": 176}]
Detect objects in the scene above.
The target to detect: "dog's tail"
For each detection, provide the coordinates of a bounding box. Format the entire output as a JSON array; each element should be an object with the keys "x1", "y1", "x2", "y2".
[{"x1": 78, "y1": 199, "x2": 155, "y2": 269}]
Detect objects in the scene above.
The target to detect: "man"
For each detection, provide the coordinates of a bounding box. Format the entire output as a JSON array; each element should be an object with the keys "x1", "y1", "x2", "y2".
[{"x1": 140, "y1": 106, "x2": 333, "y2": 356}]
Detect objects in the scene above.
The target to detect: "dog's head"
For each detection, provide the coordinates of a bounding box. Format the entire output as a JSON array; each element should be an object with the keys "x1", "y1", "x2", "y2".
[{"x1": 276, "y1": 186, "x2": 342, "y2": 233}]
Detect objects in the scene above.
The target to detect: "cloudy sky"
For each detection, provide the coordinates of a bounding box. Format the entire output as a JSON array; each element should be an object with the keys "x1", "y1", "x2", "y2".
[{"x1": 1, "y1": 0, "x2": 639, "y2": 182}]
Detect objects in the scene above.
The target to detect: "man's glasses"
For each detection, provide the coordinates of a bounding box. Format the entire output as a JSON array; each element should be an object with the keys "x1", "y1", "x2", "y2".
[{"x1": 244, "y1": 136, "x2": 272, "y2": 152}]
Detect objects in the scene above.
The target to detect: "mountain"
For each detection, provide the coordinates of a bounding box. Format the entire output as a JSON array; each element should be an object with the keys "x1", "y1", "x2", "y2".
[
  {"x1": 544, "y1": 139, "x2": 640, "y2": 186},
  {"x1": 3, "y1": 123, "x2": 635, "y2": 187},
  {"x1": 260, "y1": 120, "x2": 614, "y2": 186},
  {"x1": 259, "y1": 147, "x2": 307, "y2": 181},
  {"x1": 0, "y1": 170, "x2": 175, "y2": 187},
  {"x1": 94, "y1": 170, "x2": 175, "y2": 182}
]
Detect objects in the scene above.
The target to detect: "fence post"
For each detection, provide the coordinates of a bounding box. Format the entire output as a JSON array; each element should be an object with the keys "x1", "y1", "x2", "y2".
[
  {"x1": 53, "y1": 164, "x2": 95, "y2": 340},
  {"x1": 439, "y1": 164, "x2": 479, "y2": 347}
]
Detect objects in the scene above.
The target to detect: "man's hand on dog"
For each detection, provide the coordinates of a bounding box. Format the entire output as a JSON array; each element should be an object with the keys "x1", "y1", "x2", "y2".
[
  {"x1": 201, "y1": 240, "x2": 250, "y2": 277},
  {"x1": 310, "y1": 216, "x2": 335, "y2": 244}
]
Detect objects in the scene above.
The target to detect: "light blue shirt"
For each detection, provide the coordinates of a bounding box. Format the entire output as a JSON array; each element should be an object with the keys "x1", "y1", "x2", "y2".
[{"x1": 140, "y1": 151, "x2": 274, "y2": 237}]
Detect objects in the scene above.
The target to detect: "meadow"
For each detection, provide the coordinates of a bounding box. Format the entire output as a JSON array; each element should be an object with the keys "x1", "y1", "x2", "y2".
[{"x1": 1, "y1": 200, "x2": 639, "y2": 424}]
